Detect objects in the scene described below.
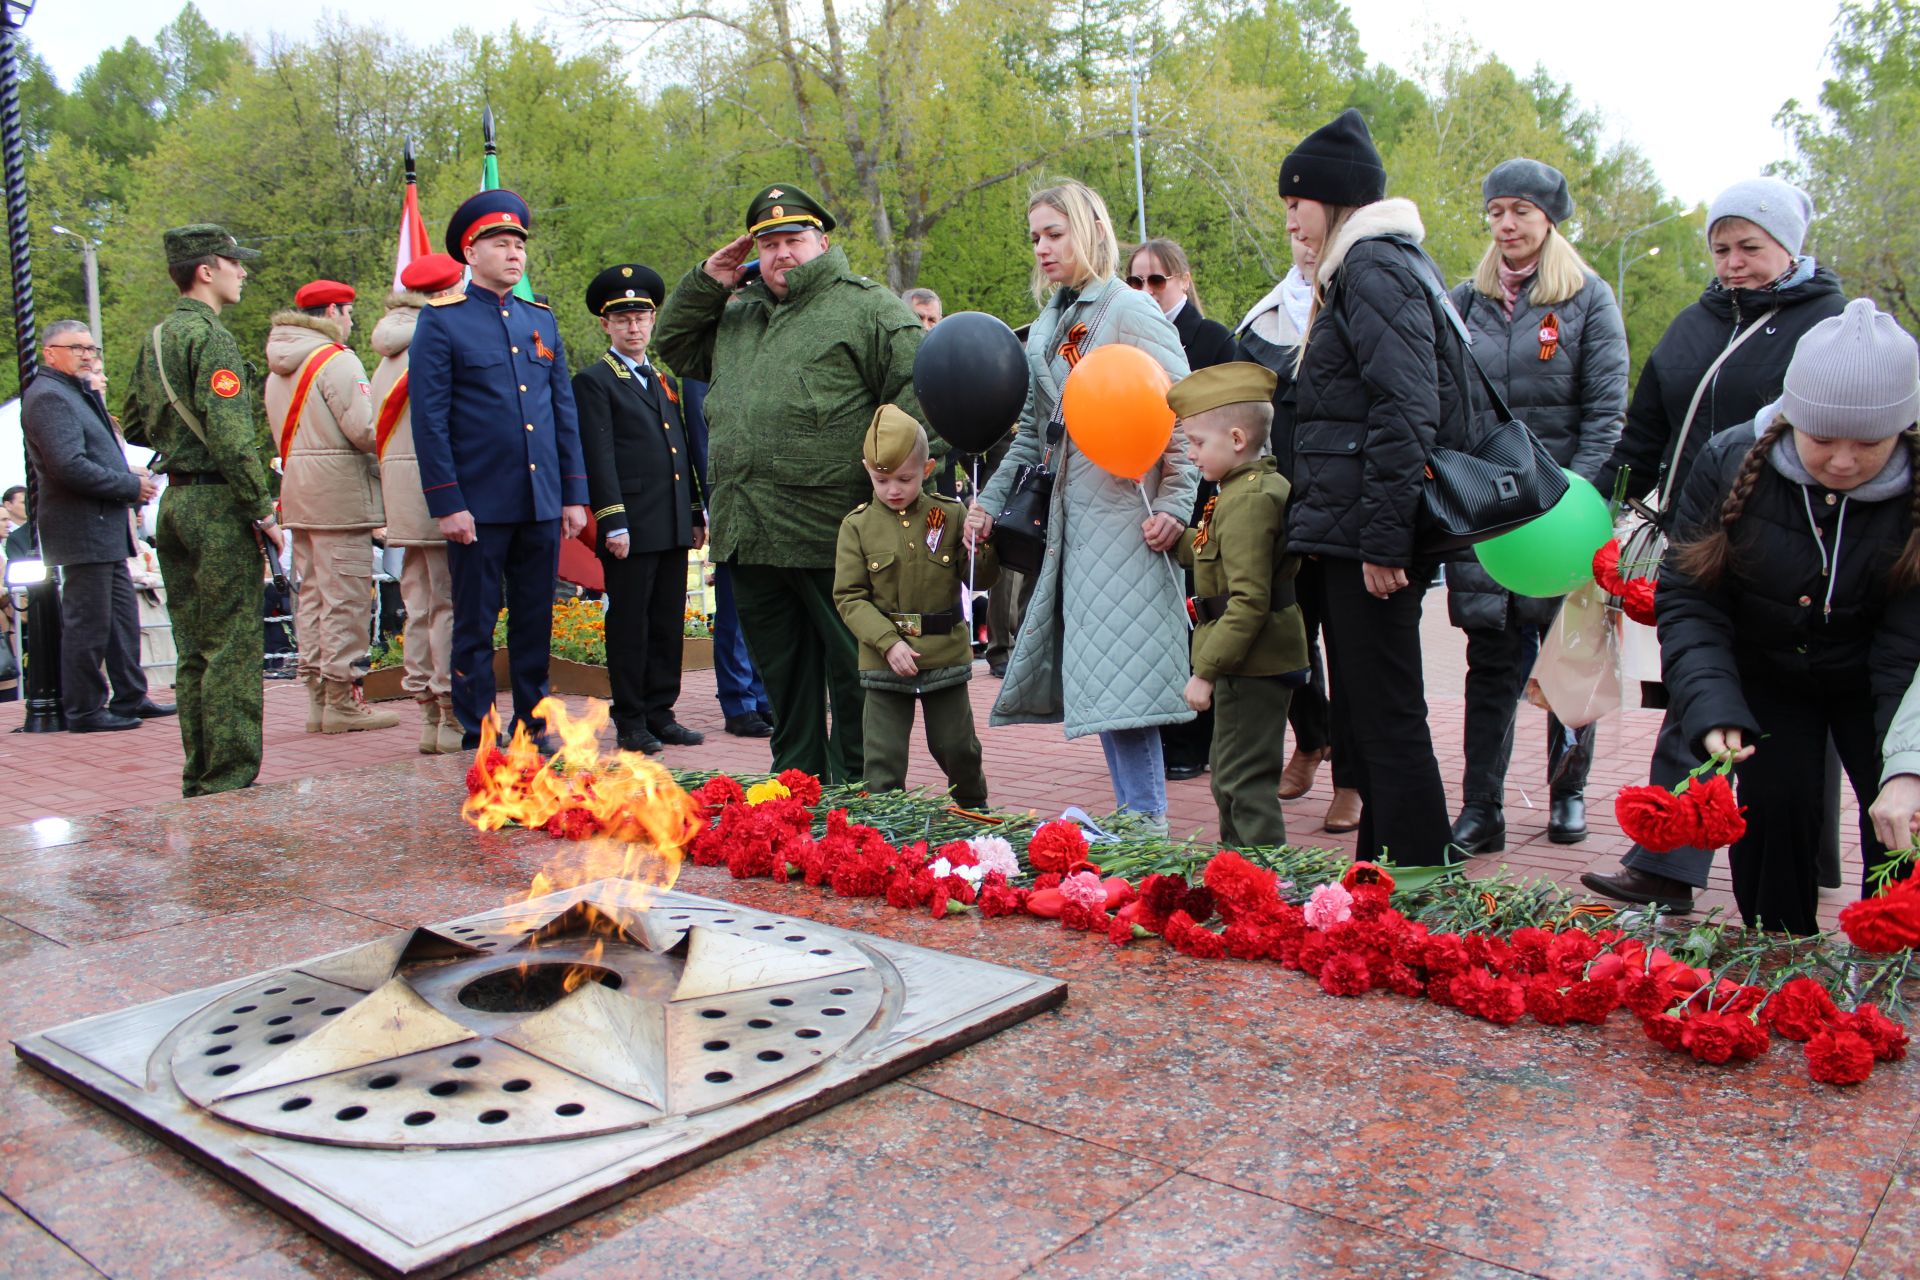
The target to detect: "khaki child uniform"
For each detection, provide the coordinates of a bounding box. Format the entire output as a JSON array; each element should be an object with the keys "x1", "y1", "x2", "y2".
[
  {"x1": 265, "y1": 284, "x2": 396, "y2": 734},
  {"x1": 120, "y1": 224, "x2": 271, "y2": 797},
  {"x1": 1172, "y1": 365, "x2": 1309, "y2": 846},
  {"x1": 833, "y1": 407, "x2": 997, "y2": 807}
]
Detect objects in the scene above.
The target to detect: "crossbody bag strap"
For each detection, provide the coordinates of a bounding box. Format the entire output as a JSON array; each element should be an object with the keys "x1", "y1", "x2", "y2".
[
  {"x1": 1658, "y1": 307, "x2": 1780, "y2": 505},
  {"x1": 1037, "y1": 283, "x2": 1128, "y2": 453},
  {"x1": 151, "y1": 323, "x2": 210, "y2": 447}
]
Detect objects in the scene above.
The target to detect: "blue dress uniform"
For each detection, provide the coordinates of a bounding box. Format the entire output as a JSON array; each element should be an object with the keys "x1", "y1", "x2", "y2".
[{"x1": 409, "y1": 191, "x2": 587, "y2": 745}]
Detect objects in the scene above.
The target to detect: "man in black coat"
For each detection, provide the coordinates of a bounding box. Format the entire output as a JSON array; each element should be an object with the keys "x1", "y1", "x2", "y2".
[
  {"x1": 20, "y1": 321, "x2": 174, "y2": 731},
  {"x1": 575, "y1": 265, "x2": 707, "y2": 754}
]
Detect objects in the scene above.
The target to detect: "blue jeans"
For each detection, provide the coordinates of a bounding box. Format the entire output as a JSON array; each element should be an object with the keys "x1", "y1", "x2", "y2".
[
  {"x1": 712, "y1": 563, "x2": 770, "y2": 719},
  {"x1": 1100, "y1": 727, "x2": 1167, "y2": 817}
]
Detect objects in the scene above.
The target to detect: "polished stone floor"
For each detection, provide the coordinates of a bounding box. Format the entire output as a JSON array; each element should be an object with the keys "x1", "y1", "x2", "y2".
[{"x1": 1, "y1": 746, "x2": 1916, "y2": 1280}]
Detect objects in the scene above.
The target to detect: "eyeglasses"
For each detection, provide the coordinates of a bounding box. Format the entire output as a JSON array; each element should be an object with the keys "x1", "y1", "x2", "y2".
[
  {"x1": 1125, "y1": 274, "x2": 1170, "y2": 290},
  {"x1": 47, "y1": 343, "x2": 101, "y2": 357}
]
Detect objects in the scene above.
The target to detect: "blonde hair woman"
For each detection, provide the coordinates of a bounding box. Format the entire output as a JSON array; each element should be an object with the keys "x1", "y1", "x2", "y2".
[
  {"x1": 965, "y1": 179, "x2": 1197, "y2": 829},
  {"x1": 1443, "y1": 158, "x2": 1628, "y2": 856}
]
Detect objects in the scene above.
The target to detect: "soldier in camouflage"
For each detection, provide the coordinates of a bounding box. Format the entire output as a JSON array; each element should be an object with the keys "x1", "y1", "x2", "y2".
[
  {"x1": 121, "y1": 224, "x2": 279, "y2": 797},
  {"x1": 655, "y1": 183, "x2": 931, "y2": 784}
]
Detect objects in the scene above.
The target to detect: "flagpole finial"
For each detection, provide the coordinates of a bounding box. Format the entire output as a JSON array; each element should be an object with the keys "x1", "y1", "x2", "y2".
[
  {"x1": 403, "y1": 137, "x2": 416, "y2": 184},
  {"x1": 482, "y1": 105, "x2": 496, "y2": 156}
]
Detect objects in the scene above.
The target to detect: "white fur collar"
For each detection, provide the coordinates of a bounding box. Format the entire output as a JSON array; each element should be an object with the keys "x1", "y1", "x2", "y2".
[{"x1": 1317, "y1": 198, "x2": 1425, "y2": 282}]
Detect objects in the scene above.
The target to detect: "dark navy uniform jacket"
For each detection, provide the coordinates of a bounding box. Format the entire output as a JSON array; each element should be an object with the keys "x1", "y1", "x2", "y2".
[{"x1": 409, "y1": 282, "x2": 588, "y2": 523}]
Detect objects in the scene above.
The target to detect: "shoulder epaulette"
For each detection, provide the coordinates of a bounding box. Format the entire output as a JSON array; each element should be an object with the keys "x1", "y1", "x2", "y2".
[
  {"x1": 526, "y1": 298, "x2": 552, "y2": 311},
  {"x1": 852, "y1": 502, "x2": 869, "y2": 514},
  {"x1": 427, "y1": 295, "x2": 465, "y2": 307},
  {"x1": 601, "y1": 353, "x2": 631, "y2": 379}
]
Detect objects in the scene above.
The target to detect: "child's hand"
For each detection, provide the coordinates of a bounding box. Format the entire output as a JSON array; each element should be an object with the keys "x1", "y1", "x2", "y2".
[
  {"x1": 1183, "y1": 675, "x2": 1213, "y2": 712},
  {"x1": 886, "y1": 640, "x2": 920, "y2": 678},
  {"x1": 1703, "y1": 727, "x2": 1755, "y2": 763},
  {"x1": 964, "y1": 503, "x2": 993, "y2": 548}
]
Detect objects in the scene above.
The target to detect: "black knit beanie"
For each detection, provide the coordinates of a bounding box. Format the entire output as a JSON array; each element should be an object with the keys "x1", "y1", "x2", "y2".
[{"x1": 1279, "y1": 109, "x2": 1387, "y2": 206}]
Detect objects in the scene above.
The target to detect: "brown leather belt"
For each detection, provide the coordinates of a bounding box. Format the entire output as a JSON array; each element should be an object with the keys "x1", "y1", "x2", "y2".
[{"x1": 889, "y1": 607, "x2": 963, "y2": 637}]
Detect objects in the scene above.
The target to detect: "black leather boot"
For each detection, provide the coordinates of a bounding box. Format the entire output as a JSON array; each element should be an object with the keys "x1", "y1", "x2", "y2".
[
  {"x1": 1448, "y1": 802, "x2": 1505, "y2": 854},
  {"x1": 1548, "y1": 795, "x2": 1588, "y2": 844}
]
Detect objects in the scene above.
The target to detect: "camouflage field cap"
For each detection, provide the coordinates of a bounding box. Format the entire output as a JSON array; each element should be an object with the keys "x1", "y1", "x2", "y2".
[{"x1": 164, "y1": 224, "x2": 262, "y2": 266}]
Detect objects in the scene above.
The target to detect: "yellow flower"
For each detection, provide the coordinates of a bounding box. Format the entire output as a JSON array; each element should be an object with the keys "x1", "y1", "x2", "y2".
[{"x1": 745, "y1": 780, "x2": 791, "y2": 805}]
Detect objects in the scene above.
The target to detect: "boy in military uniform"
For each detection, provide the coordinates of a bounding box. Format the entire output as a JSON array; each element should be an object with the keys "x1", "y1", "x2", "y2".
[
  {"x1": 1171, "y1": 364, "x2": 1309, "y2": 847},
  {"x1": 122, "y1": 224, "x2": 278, "y2": 797},
  {"x1": 833, "y1": 407, "x2": 996, "y2": 808}
]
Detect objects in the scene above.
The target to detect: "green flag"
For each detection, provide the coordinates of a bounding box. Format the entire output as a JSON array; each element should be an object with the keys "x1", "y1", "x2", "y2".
[{"x1": 481, "y1": 118, "x2": 536, "y2": 303}]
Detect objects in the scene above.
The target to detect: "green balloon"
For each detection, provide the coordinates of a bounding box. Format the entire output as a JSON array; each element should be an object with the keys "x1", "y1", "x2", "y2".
[{"x1": 1473, "y1": 470, "x2": 1612, "y2": 598}]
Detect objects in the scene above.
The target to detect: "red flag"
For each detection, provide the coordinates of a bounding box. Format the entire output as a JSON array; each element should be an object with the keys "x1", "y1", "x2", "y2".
[{"x1": 392, "y1": 181, "x2": 429, "y2": 291}]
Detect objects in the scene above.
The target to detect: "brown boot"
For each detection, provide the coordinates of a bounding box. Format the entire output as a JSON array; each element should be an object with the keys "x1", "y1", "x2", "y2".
[
  {"x1": 304, "y1": 677, "x2": 325, "y2": 733},
  {"x1": 1278, "y1": 747, "x2": 1328, "y2": 800},
  {"x1": 321, "y1": 679, "x2": 400, "y2": 733},
  {"x1": 417, "y1": 697, "x2": 440, "y2": 754},
  {"x1": 434, "y1": 694, "x2": 465, "y2": 754},
  {"x1": 1322, "y1": 787, "x2": 1362, "y2": 833}
]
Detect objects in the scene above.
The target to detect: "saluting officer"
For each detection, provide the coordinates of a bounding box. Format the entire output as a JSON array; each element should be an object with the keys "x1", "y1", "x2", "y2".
[
  {"x1": 408, "y1": 190, "x2": 588, "y2": 748},
  {"x1": 575, "y1": 264, "x2": 708, "y2": 755},
  {"x1": 121, "y1": 224, "x2": 279, "y2": 798}
]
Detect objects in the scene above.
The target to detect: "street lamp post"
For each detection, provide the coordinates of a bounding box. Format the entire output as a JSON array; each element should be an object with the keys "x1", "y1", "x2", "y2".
[
  {"x1": 1126, "y1": 31, "x2": 1180, "y2": 244},
  {"x1": 1617, "y1": 245, "x2": 1661, "y2": 312},
  {"x1": 49, "y1": 224, "x2": 100, "y2": 345},
  {"x1": 1615, "y1": 210, "x2": 1687, "y2": 313}
]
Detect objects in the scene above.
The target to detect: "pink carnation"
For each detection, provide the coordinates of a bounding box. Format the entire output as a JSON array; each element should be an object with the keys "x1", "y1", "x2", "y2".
[
  {"x1": 965, "y1": 835, "x2": 1020, "y2": 882},
  {"x1": 1303, "y1": 882, "x2": 1354, "y2": 931},
  {"x1": 1058, "y1": 870, "x2": 1107, "y2": 911}
]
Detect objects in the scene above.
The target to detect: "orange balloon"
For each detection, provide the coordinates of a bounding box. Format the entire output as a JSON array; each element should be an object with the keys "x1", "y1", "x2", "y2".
[{"x1": 1062, "y1": 344, "x2": 1176, "y2": 480}]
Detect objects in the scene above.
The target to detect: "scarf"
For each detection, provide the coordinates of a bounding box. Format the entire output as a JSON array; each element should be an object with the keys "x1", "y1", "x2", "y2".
[
  {"x1": 1497, "y1": 262, "x2": 1535, "y2": 320},
  {"x1": 1238, "y1": 268, "x2": 1313, "y2": 346}
]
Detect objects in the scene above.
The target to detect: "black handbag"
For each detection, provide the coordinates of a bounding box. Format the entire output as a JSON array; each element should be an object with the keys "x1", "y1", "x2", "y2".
[
  {"x1": 992, "y1": 287, "x2": 1123, "y2": 575},
  {"x1": 1334, "y1": 237, "x2": 1568, "y2": 554}
]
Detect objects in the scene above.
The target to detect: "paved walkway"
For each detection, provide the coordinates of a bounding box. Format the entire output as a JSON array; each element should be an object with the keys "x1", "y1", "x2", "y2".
[{"x1": 0, "y1": 591, "x2": 1865, "y2": 928}]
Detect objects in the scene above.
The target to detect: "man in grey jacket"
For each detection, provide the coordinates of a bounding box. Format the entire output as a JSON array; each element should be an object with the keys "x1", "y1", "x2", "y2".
[{"x1": 21, "y1": 321, "x2": 174, "y2": 731}]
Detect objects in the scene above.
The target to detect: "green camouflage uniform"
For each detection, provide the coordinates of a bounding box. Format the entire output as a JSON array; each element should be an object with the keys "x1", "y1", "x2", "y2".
[
  {"x1": 1176, "y1": 456, "x2": 1308, "y2": 847},
  {"x1": 655, "y1": 224, "x2": 929, "y2": 784},
  {"x1": 834, "y1": 489, "x2": 998, "y2": 807},
  {"x1": 123, "y1": 270, "x2": 272, "y2": 798}
]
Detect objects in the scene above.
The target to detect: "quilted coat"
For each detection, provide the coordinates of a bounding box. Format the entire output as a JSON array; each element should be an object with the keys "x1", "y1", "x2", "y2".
[
  {"x1": 1443, "y1": 269, "x2": 1628, "y2": 630},
  {"x1": 369, "y1": 293, "x2": 442, "y2": 547},
  {"x1": 265, "y1": 311, "x2": 380, "y2": 532},
  {"x1": 1657, "y1": 416, "x2": 1920, "y2": 757},
  {"x1": 977, "y1": 275, "x2": 1197, "y2": 737},
  {"x1": 1287, "y1": 199, "x2": 1474, "y2": 568}
]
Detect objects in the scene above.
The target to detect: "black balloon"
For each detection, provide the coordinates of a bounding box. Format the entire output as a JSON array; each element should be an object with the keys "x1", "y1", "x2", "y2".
[{"x1": 912, "y1": 311, "x2": 1029, "y2": 455}]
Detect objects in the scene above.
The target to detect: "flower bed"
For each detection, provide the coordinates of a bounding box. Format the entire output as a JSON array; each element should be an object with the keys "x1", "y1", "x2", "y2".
[{"x1": 460, "y1": 751, "x2": 1917, "y2": 1087}]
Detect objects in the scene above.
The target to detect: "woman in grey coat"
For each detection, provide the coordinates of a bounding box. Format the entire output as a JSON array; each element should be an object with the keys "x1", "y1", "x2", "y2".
[
  {"x1": 1444, "y1": 160, "x2": 1627, "y2": 854},
  {"x1": 966, "y1": 179, "x2": 1197, "y2": 829}
]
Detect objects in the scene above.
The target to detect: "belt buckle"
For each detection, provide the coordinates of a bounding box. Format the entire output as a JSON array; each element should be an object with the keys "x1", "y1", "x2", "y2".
[{"x1": 892, "y1": 613, "x2": 923, "y2": 638}]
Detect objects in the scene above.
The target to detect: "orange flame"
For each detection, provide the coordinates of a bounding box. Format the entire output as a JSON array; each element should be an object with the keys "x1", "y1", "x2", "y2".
[{"x1": 459, "y1": 697, "x2": 703, "y2": 975}]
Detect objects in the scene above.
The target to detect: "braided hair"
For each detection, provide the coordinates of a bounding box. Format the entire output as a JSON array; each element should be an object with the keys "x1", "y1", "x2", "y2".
[{"x1": 1674, "y1": 418, "x2": 1920, "y2": 592}]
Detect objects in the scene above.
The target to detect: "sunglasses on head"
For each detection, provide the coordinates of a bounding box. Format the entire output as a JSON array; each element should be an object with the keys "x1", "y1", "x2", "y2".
[{"x1": 1125, "y1": 273, "x2": 1170, "y2": 290}]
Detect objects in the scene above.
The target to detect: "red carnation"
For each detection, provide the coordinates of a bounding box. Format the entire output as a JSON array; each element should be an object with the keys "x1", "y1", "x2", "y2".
[
  {"x1": 1383, "y1": 961, "x2": 1425, "y2": 997},
  {"x1": 775, "y1": 769, "x2": 822, "y2": 807},
  {"x1": 1027, "y1": 821, "x2": 1090, "y2": 874},
  {"x1": 1762, "y1": 977, "x2": 1840, "y2": 1041},
  {"x1": 1686, "y1": 774, "x2": 1748, "y2": 849},
  {"x1": 1525, "y1": 976, "x2": 1570, "y2": 1026},
  {"x1": 1452, "y1": 969, "x2": 1526, "y2": 1025},
  {"x1": 1318, "y1": 952, "x2": 1372, "y2": 997},
  {"x1": 977, "y1": 882, "x2": 1027, "y2": 918},
  {"x1": 1680, "y1": 1011, "x2": 1744, "y2": 1064},
  {"x1": 1164, "y1": 910, "x2": 1226, "y2": 959},
  {"x1": 1619, "y1": 578, "x2": 1657, "y2": 627},
  {"x1": 1732, "y1": 1014, "x2": 1770, "y2": 1061},
  {"x1": 1643, "y1": 1014, "x2": 1688, "y2": 1052},
  {"x1": 1805, "y1": 1027, "x2": 1877, "y2": 1085},
  {"x1": 1421, "y1": 933, "x2": 1471, "y2": 976},
  {"x1": 1564, "y1": 979, "x2": 1620, "y2": 1025},
  {"x1": 1842, "y1": 1004, "x2": 1910, "y2": 1061},
  {"x1": 1108, "y1": 914, "x2": 1140, "y2": 946},
  {"x1": 1622, "y1": 973, "x2": 1674, "y2": 1020},
  {"x1": 1203, "y1": 851, "x2": 1281, "y2": 924},
  {"x1": 1592, "y1": 540, "x2": 1624, "y2": 590},
  {"x1": 1614, "y1": 784, "x2": 1703, "y2": 853},
  {"x1": 1839, "y1": 882, "x2": 1920, "y2": 954}
]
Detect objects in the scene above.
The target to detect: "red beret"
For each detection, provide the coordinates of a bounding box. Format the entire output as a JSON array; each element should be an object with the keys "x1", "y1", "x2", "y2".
[
  {"x1": 294, "y1": 279, "x2": 356, "y2": 308},
  {"x1": 400, "y1": 253, "x2": 465, "y2": 293}
]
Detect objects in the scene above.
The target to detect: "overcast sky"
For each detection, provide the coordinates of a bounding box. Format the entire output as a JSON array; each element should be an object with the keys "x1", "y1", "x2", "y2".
[{"x1": 29, "y1": 0, "x2": 1839, "y2": 206}]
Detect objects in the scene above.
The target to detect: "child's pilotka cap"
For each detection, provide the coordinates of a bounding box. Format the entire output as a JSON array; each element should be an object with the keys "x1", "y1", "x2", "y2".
[
  {"x1": 864, "y1": 404, "x2": 927, "y2": 469},
  {"x1": 1167, "y1": 362, "x2": 1278, "y2": 417},
  {"x1": 1780, "y1": 298, "x2": 1919, "y2": 440}
]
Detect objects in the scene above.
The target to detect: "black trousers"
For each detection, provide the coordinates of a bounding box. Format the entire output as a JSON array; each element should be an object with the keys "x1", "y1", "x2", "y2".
[
  {"x1": 1724, "y1": 673, "x2": 1889, "y2": 934},
  {"x1": 600, "y1": 546, "x2": 686, "y2": 733},
  {"x1": 446, "y1": 518, "x2": 560, "y2": 744},
  {"x1": 1316, "y1": 557, "x2": 1452, "y2": 863},
  {"x1": 1286, "y1": 558, "x2": 1355, "y2": 786},
  {"x1": 58, "y1": 559, "x2": 149, "y2": 719},
  {"x1": 730, "y1": 563, "x2": 865, "y2": 783},
  {"x1": 1460, "y1": 607, "x2": 1595, "y2": 807}
]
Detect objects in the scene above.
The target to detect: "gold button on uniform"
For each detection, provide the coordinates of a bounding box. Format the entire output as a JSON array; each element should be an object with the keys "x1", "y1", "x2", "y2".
[
  {"x1": 512, "y1": 346, "x2": 520, "y2": 354},
  {"x1": 1827, "y1": 493, "x2": 1838, "y2": 505},
  {"x1": 501, "y1": 309, "x2": 510, "y2": 317},
  {"x1": 529, "y1": 463, "x2": 537, "y2": 472},
  {"x1": 519, "y1": 384, "x2": 527, "y2": 392},
  {"x1": 870, "y1": 561, "x2": 880, "y2": 570},
  {"x1": 525, "y1": 423, "x2": 534, "y2": 432}
]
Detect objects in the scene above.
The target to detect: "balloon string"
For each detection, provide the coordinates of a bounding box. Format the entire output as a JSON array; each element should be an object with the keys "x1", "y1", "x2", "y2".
[
  {"x1": 1140, "y1": 483, "x2": 1192, "y2": 631},
  {"x1": 964, "y1": 459, "x2": 979, "y2": 625}
]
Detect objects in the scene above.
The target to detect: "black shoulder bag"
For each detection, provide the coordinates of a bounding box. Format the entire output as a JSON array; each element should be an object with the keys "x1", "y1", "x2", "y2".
[
  {"x1": 992, "y1": 287, "x2": 1124, "y2": 575},
  {"x1": 1329, "y1": 239, "x2": 1568, "y2": 554}
]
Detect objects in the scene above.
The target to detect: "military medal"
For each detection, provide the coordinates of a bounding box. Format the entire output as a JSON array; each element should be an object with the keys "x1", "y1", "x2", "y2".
[
  {"x1": 1538, "y1": 312, "x2": 1560, "y2": 362},
  {"x1": 924, "y1": 507, "x2": 945, "y2": 553}
]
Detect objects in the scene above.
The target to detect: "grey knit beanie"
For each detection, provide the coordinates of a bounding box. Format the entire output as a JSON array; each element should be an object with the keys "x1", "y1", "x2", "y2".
[
  {"x1": 1482, "y1": 159, "x2": 1573, "y2": 224},
  {"x1": 1780, "y1": 299, "x2": 1919, "y2": 440},
  {"x1": 1707, "y1": 177, "x2": 1815, "y2": 257}
]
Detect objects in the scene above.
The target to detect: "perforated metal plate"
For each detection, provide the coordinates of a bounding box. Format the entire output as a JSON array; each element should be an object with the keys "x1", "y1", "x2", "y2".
[{"x1": 15, "y1": 882, "x2": 1065, "y2": 1279}]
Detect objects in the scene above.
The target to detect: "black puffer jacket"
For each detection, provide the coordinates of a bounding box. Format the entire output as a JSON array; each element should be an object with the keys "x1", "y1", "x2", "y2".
[
  {"x1": 1657, "y1": 422, "x2": 1920, "y2": 756},
  {"x1": 1445, "y1": 270, "x2": 1629, "y2": 630},
  {"x1": 1599, "y1": 264, "x2": 1845, "y2": 508},
  {"x1": 1288, "y1": 199, "x2": 1474, "y2": 567}
]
